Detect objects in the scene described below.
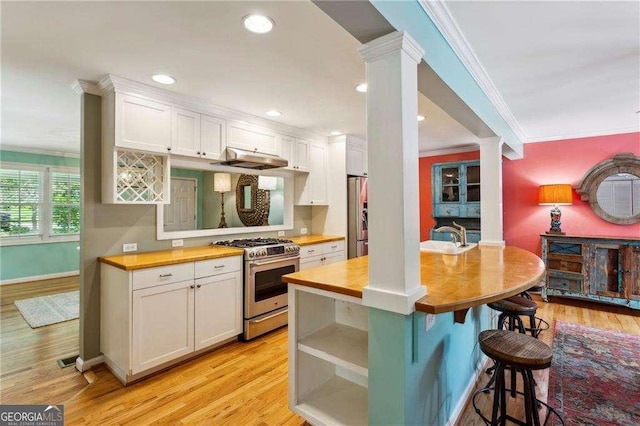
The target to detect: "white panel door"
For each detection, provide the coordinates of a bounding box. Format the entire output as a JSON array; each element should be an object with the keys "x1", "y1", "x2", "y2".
[
  {"x1": 116, "y1": 94, "x2": 172, "y2": 153},
  {"x1": 132, "y1": 281, "x2": 194, "y2": 374},
  {"x1": 172, "y1": 108, "x2": 201, "y2": 157},
  {"x1": 194, "y1": 272, "x2": 242, "y2": 350},
  {"x1": 200, "y1": 114, "x2": 227, "y2": 160},
  {"x1": 164, "y1": 178, "x2": 197, "y2": 232},
  {"x1": 308, "y1": 142, "x2": 328, "y2": 205}
]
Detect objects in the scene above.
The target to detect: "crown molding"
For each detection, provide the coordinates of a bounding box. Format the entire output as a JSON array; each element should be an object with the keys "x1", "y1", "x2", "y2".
[
  {"x1": 418, "y1": 143, "x2": 479, "y2": 158},
  {"x1": 524, "y1": 126, "x2": 640, "y2": 144},
  {"x1": 418, "y1": 0, "x2": 527, "y2": 142},
  {"x1": 70, "y1": 79, "x2": 100, "y2": 96},
  {"x1": 97, "y1": 74, "x2": 327, "y2": 142},
  {"x1": 358, "y1": 30, "x2": 425, "y2": 64}
]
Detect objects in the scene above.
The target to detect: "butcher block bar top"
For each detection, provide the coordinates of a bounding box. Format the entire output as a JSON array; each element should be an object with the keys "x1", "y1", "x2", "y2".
[
  {"x1": 283, "y1": 245, "x2": 545, "y2": 316},
  {"x1": 288, "y1": 234, "x2": 345, "y2": 246},
  {"x1": 98, "y1": 246, "x2": 244, "y2": 270}
]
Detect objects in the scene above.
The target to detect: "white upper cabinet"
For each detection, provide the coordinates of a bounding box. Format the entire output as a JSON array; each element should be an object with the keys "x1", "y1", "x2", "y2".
[
  {"x1": 281, "y1": 135, "x2": 310, "y2": 172},
  {"x1": 200, "y1": 114, "x2": 227, "y2": 161},
  {"x1": 346, "y1": 138, "x2": 368, "y2": 177},
  {"x1": 115, "y1": 93, "x2": 172, "y2": 154},
  {"x1": 295, "y1": 141, "x2": 328, "y2": 205},
  {"x1": 171, "y1": 107, "x2": 201, "y2": 157},
  {"x1": 227, "y1": 121, "x2": 281, "y2": 155}
]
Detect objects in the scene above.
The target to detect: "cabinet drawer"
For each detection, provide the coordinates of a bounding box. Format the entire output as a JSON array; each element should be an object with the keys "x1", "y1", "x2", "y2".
[
  {"x1": 133, "y1": 263, "x2": 194, "y2": 290},
  {"x1": 434, "y1": 205, "x2": 461, "y2": 217},
  {"x1": 547, "y1": 256, "x2": 583, "y2": 273},
  {"x1": 548, "y1": 275, "x2": 582, "y2": 292},
  {"x1": 548, "y1": 242, "x2": 582, "y2": 256},
  {"x1": 467, "y1": 205, "x2": 481, "y2": 217},
  {"x1": 195, "y1": 256, "x2": 242, "y2": 278},
  {"x1": 323, "y1": 240, "x2": 345, "y2": 254},
  {"x1": 300, "y1": 244, "x2": 322, "y2": 259}
]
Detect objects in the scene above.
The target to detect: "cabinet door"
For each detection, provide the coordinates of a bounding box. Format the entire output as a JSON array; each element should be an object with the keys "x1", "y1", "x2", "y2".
[
  {"x1": 346, "y1": 143, "x2": 367, "y2": 176},
  {"x1": 132, "y1": 281, "x2": 194, "y2": 374},
  {"x1": 294, "y1": 139, "x2": 311, "y2": 172},
  {"x1": 194, "y1": 272, "x2": 242, "y2": 350},
  {"x1": 116, "y1": 94, "x2": 172, "y2": 153},
  {"x1": 622, "y1": 245, "x2": 640, "y2": 301},
  {"x1": 323, "y1": 252, "x2": 345, "y2": 265},
  {"x1": 171, "y1": 108, "x2": 201, "y2": 157},
  {"x1": 200, "y1": 114, "x2": 227, "y2": 160},
  {"x1": 281, "y1": 135, "x2": 295, "y2": 170},
  {"x1": 227, "y1": 121, "x2": 280, "y2": 155},
  {"x1": 308, "y1": 142, "x2": 328, "y2": 205},
  {"x1": 300, "y1": 257, "x2": 323, "y2": 270},
  {"x1": 464, "y1": 164, "x2": 481, "y2": 203},
  {"x1": 590, "y1": 244, "x2": 622, "y2": 297}
]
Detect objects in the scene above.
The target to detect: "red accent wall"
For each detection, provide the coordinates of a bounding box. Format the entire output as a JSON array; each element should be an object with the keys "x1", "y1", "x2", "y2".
[
  {"x1": 419, "y1": 132, "x2": 640, "y2": 254},
  {"x1": 419, "y1": 150, "x2": 479, "y2": 241}
]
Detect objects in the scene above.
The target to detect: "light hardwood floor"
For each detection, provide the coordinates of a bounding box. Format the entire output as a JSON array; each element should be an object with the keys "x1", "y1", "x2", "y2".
[{"x1": 1, "y1": 279, "x2": 639, "y2": 425}]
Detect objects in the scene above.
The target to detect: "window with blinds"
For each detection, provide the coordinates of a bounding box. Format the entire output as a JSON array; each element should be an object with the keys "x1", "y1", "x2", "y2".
[{"x1": 0, "y1": 165, "x2": 80, "y2": 240}]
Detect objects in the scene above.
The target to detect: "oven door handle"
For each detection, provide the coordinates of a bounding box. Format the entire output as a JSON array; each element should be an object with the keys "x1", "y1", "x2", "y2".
[
  {"x1": 251, "y1": 309, "x2": 288, "y2": 323},
  {"x1": 249, "y1": 256, "x2": 300, "y2": 268}
]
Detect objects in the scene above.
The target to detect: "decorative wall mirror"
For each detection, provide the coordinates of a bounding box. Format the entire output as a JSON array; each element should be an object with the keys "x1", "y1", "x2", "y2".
[
  {"x1": 156, "y1": 161, "x2": 292, "y2": 240},
  {"x1": 575, "y1": 153, "x2": 640, "y2": 224}
]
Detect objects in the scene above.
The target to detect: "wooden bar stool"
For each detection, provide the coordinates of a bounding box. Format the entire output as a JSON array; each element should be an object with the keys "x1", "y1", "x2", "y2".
[
  {"x1": 472, "y1": 330, "x2": 563, "y2": 426},
  {"x1": 488, "y1": 296, "x2": 548, "y2": 338}
]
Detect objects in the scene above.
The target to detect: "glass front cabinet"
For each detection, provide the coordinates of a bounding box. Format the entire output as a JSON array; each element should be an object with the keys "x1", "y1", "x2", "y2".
[{"x1": 432, "y1": 160, "x2": 480, "y2": 218}]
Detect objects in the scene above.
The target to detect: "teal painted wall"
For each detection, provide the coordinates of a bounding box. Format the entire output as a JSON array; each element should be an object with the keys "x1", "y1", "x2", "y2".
[
  {"x1": 0, "y1": 150, "x2": 80, "y2": 281},
  {"x1": 369, "y1": 306, "x2": 491, "y2": 425},
  {"x1": 371, "y1": 0, "x2": 520, "y2": 148}
]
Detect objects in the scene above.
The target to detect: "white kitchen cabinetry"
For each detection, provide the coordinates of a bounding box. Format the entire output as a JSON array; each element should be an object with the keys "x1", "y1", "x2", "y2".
[
  {"x1": 114, "y1": 93, "x2": 173, "y2": 154},
  {"x1": 346, "y1": 138, "x2": 368, "y2": 177},
  {"x1": 282, "y1": 135, "x2": 310, "y2": 172},
  {"x1": 101, "y1": 255, "x2": 242, "y2": 385},
  {"x1": 200, "y1": 114, "x2": 227, "y2": 161},
  {"x1": 288, "y1": 284, "x2": 368, "y2": 425},
  {"x1": 227, "y1": 121, "x2": 281, "y2": 156},
  {"x1": 295, "y1": 142, "x2": 328, "y2": 205},
  {"x1": 299, "y1": 240, "x2": 345, "y2": 270},
  {"x1": 172, "y1": 109, "x2": 227, "y2": 161}
]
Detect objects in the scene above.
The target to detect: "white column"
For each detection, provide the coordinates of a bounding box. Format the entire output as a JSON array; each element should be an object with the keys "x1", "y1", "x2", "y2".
[
  {"x1": 358, "y1": 31, "x2": 426, "y2": 314},
  {"x1": 478, "y1": 136, "x2": 505, "y2": 246}
]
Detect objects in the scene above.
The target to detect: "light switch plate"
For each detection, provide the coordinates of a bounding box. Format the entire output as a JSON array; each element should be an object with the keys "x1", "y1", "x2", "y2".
[
  {"x1": 300, "y1": 228, "x2": 308, "y2": 235},
  {"x1": 122, "y1": 243, "x2": 137, "y2": 253},
  {"x1": 277, "y1": 231, "x2": 285, "y2": 237},
  {"x1": 172, "y1": 239, "x2": 184, "y2": 248}
]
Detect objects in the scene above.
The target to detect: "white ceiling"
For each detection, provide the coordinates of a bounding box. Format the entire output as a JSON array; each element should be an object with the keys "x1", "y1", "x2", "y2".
[{"x1": 1, "y1": 1, "x2": 638, "y2": 156}]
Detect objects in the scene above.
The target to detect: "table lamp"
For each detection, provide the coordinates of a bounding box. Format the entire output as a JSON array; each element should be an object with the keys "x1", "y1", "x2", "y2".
[
  {"x1": 258, "y1": 176, "x2": 278, "y2": 226},
  {"x1": 538, "y1": 184, "x2": 573, "y2": 234},
  {"x1": 214, "y1": 173, "x2": 231, "y2": 228}
]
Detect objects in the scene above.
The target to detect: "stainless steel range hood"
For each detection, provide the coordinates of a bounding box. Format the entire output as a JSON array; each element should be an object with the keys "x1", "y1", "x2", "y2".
[{"x1": 222, "y1": 147, "x2": 288, "y2": 170}]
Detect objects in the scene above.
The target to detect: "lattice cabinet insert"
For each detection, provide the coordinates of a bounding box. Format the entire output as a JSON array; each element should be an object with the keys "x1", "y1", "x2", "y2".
[{"x1": 105, "y1": 150, "x2": 169, "y2": 204}]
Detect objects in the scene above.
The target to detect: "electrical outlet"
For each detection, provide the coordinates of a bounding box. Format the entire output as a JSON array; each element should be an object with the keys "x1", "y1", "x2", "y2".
[
  {"x1": 300, "y1": 227, "x2": 308, "y2": 235},
  {"x1": 122, "y1": 243, "x2": 137, "y2": 253},
  {"x1": 425, "y1": 314, "x2": 436, "y2": 331},
  {"x1": 277, "y1": 231, "x2": 285, "y2": 237},
  {"x1": 172, "y1": 239, "x2": 184, "y2": 248}
]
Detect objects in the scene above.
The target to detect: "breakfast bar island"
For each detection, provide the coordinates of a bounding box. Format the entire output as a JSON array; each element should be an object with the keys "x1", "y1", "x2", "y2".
[{"x1": 283, "y1": 245, "x2": 545, "y2": 426}]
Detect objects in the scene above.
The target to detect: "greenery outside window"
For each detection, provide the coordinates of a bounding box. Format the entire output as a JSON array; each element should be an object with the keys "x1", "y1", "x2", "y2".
[{"x1": 0, "y1": 164, "x2": 80, "y2": 244}]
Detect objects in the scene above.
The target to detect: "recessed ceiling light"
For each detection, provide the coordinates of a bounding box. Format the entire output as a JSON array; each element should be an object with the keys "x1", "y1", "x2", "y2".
[
  {"x1": 417, "y1": 115, "x2": 426, "y2": 122},
  {"x1": 152, "y1": 74, "x2": 176, "y2": 85},
  {"x1": 266, "y1": 110, "x2": 282, "y2": 117},
  {"x1": 330, "y1": 131, "x2": 342, "y2": 136},
  {"x1": 355, "y1": 83, "x2": 368, "y2": 93},
  {"x1": 243, "y1": 14, "x2": 274, "y2": 34}
]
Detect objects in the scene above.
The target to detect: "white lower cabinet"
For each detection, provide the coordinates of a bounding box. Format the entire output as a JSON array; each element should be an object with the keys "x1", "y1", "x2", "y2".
[
  {"x1": 101, "y1": 255, "x2": 242, "y2": 384},
  {"x1": 299, "y1": 240, "x2": 345, "y2": 270},
  {"x1": 288, "y1": 285, "x2": 368, "y2": 425}
]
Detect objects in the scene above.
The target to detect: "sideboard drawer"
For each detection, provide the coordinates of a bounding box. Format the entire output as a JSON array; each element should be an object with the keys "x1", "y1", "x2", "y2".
[
  {"x1": 435, "y1": 205, "x2": 461, "y2": 217},
  {"x1": 132, "y1": 263, "x2": 195, "y2": 290},
  {"x1": 547, "y1": 255, "x2": 583, "y2": 273},
  {"x1": 548, "y1": 275, "x2": 582, "y2": 292}
]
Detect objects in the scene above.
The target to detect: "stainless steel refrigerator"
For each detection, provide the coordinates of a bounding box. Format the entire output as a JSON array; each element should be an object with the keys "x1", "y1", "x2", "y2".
[{"x1": 347, "y1": 176, "x2": 368, "y2": 258}]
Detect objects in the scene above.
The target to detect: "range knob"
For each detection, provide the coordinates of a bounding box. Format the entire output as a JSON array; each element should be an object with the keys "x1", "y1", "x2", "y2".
[
  {"x1": 261, "y1": 249, "x2": 267, "y2": 256},
  {"x1": 249, "y1": 252, "x2": 255, "y2": 258}
]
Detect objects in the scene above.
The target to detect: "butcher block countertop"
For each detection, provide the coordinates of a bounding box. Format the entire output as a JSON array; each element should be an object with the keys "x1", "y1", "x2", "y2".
[
  {"x1": 99, "y1": 246, "x2": 244, "y2": 271},
  {"x1": 288, "y1": 235, "x2": 345, "y2": 246},
  {"x1": 282, "y1": 245, "x2": 545, "y2": 317}
]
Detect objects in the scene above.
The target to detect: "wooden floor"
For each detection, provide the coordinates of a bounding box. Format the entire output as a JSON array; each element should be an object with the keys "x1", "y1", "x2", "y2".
[{"x1": 1, "y1": 279, "x2": 639, "y2": 425}]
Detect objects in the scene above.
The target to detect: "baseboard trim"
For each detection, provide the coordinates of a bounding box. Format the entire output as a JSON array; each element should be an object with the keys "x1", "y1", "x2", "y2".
[
  {"x1": 0, "y1": 271, "x2": 79, "y2": 286},
  {"x1": 446, "y1": 354, "x2": 489, "y2": 426},
  {"x1": 76, "y1": 355, "x2": 105, "y2": 372}
]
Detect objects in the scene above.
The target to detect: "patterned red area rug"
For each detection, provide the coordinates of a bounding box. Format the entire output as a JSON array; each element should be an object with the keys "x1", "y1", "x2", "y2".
[{"x1": 548, "y1": 321, "x2": 640, "y2": 425}]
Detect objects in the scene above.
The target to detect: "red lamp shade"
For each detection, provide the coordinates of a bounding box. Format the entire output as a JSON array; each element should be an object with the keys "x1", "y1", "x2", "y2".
[{"x1": 538, "y1": 184, "x2": 573, "y2": 205}]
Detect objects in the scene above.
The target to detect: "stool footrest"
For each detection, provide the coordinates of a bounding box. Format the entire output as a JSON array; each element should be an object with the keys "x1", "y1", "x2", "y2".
[{"x1": 472, "y1": 386, "x2": 565, "y2": 426}]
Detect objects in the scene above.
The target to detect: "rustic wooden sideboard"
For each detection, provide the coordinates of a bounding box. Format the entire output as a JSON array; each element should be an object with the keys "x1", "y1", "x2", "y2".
[{"x1": 541, "y1": 234, "x2": 640, "y2": 309}]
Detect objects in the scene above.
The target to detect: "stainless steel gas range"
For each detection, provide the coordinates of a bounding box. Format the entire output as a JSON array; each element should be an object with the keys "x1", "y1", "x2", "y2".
[{"x1": 213, "y1": 238, "x2": 300, "y2": 340}]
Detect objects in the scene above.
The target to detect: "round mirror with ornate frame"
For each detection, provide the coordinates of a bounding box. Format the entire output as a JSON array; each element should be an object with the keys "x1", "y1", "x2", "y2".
[
  {"x1": 575, "y1": 153, "x2": 640, "y2": 224},
  {"x1": 235, "y1": 174, "x2": 269, "y2": 226}
]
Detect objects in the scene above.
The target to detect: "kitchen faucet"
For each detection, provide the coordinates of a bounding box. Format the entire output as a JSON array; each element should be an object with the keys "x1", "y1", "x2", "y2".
[{"x1": 433, "y1": 222, "x2": 468, "y2": 247}]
